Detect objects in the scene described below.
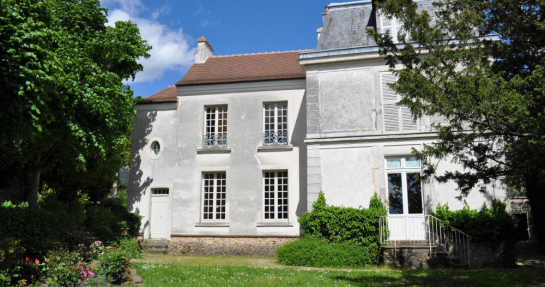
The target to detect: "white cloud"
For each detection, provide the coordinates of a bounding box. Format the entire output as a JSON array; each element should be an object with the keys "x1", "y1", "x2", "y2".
[
  {"x1": 151, "y1": 5, "x2": 170, "y2": 21},
  {"x1": 105, "y1": 6, "x2": 196, "y2": 83},
  {"x1": 200, "y1": 19, "x2": 221, "y2": 28},
  {"x1": 102, "y1": 0, "x2": 144, "y2": 16}
]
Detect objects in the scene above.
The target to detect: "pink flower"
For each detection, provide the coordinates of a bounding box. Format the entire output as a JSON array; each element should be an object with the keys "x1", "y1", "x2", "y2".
[
  {"x1": 35, "y1": 259, "x2": 39, "y2": 264},
  {"x1": 25, "y1": 257, "x2": 30, "y2": 263}
]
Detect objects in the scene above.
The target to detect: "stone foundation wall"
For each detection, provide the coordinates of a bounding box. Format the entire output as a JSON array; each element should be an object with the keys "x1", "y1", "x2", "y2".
[
  {"x1": 382, "y1": 246, "x2": 431, "y2": 268},
  {"x1": 167, "y1": 236, "x2": 298, "y2": 257}
]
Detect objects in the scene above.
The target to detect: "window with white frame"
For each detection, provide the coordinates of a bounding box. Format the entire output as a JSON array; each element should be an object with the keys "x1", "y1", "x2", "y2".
[
  {"x1": 202, "y1": 172, "x2": 226, "y2": 220},
  {"x1": 263, "y1": 102, "x2": 288, "y2": 145},
  {"x1": 204, "y1": 106, "x2": 228, "y2": 147},
  {"x1": 385, "y1": 157, "x2": 423, "y2": 215},
  {"x1": 263, "y1": 171, "x2": 288, "y2": 221},
  {"x1": 381, "y1": 73, "x2": 419, "y2": 133}
]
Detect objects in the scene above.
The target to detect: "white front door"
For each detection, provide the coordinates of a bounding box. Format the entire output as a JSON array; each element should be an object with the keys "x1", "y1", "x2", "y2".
[
  {"x1": 150, "y1": 188, "x2": 170, "y2": 239},
  {"x1": 386, "y1": 157, "x2": 425, "y2": 241}
]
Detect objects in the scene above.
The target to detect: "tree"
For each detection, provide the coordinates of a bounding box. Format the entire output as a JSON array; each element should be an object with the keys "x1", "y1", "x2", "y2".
[
  {"x1": 368, "y1": 0, "x2": 545, "y2": 244},
  {"x1": 0, "y1": 0, "x2": 151, "y2": 209}
]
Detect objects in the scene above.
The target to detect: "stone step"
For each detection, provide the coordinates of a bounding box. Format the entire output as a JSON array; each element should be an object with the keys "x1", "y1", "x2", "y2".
[{"x1": 142, "y1": 239, "x2": 168, "y2": 254}]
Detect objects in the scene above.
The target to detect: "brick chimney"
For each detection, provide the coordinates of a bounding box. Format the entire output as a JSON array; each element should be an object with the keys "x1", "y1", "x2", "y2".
[{"x1": 194, "y1": 36, "x2": 214, "y2": 64}]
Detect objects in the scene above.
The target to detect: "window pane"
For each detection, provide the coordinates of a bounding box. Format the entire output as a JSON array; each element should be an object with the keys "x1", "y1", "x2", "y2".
[
  {"x1": 407, "y1": 173, "x2": 423, "y2": 214},
  {"x1": 388, "y1": 173, "x2": 403, "y2": 214},
  {"x1": 405, "y1": 157, "x2": 420, "y2": 168},
  {"x1": 386, "y1": 158, "x2": 401, "y2": 169}
]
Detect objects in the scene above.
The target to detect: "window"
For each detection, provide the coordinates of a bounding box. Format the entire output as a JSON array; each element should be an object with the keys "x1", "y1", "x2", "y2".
[
  {"x1": 263, "y1": 171, "x2": 288, "y2": 221},
  {"x1": 151, "y1": 188, "x2": 169, "y2": 195},
  {"x1": 152, "y1": 141, "x2": 160, "y2": 155},
  {"x1": 148, "y1": 138, "x2": 164, "y2": 160},
  {"x1": 204, "y1": 106, "x2": 228, "y2": 147},
  {"x1": 263, "y1": 103, "x2": 288, "y2": 145},
  {"x1": 385, "y1": 157, "x2": 423, "y2": 215},
  {"x1": 381, "y1": 73, "x2": 419, "y2": 132},
  {"x1": 380, "y1": 14, "x2": 408, "y2": 43},
  {"x1": 202, "y1": 172, "x2": 226, "y2": 220}
]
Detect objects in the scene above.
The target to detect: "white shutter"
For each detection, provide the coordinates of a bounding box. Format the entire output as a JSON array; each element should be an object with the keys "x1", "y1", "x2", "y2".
[
  {"x1": 380, "y1": 14, "x2": 398, "y2": 43},
  {"x1": 401, "y1": 106, "x2": 419, "y2": 131},
  {"x1": 381, "y1": 73, "x2": 400, "y2": 132},
  {"x1": 381, "y1": 73, "x2": 420, "y2": 133}
]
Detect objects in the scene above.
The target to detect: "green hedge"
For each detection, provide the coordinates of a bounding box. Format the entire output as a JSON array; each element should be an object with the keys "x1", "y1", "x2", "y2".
[
  {"x1": 431, "y1": 201, "x2": 517, "y2": 267},
  {"x1": 431, "y1": 201, "x2": 516, "y2": 243},
  {"x1": 298, "y1": 192, "x2": 387, "y2": 259},
  {"x1": 0, "y1": 203, "x2": 73, "y2": 258},
  {"x1": 277, "y1": 238, "x2": 372, "y2": 268}
]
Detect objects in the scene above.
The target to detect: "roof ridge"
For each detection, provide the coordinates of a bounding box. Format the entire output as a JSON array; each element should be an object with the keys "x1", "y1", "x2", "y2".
[{"x1": 212, "y1": 49, "x2": 314, "y2": 58}]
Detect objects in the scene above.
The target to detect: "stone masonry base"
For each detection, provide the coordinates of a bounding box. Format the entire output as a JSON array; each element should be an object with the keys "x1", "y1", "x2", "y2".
[{"x1": 167, "y1": 236, "x2": 298, "y2": 257}]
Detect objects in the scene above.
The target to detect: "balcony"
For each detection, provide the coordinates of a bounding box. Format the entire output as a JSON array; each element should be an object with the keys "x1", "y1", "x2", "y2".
[
  {"x1": 203, "y1": 133, "x2": 227, "y2": 148},
  {"x1": 263, "y1": 131, "x2": 288, "y2": 146}
]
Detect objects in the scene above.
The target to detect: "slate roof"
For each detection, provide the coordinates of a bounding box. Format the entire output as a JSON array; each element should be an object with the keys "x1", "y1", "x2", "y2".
[
  {"x1": 139, "y1": 85, "x2": 177, "y2": 104},
  {"x1": 176, "y1": 50, "x2": 310, "y2": 86},
  {"x1": 317, "y1": 2, "x2": 377, "y2": 51}
]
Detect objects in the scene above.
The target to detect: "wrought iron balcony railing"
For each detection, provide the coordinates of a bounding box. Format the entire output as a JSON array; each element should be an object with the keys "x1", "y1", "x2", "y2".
[
  {"x1": 263, "y1": 131, "x2": 288, "y2": 146},
  {"x1": 203, "y1": 133, "x2": 227, "y2": 148}
]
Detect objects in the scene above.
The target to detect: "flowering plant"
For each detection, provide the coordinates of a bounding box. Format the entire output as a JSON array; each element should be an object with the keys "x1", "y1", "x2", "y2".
[{"x1": 96, "y1": 248, "x2": 130, "y2": 284}]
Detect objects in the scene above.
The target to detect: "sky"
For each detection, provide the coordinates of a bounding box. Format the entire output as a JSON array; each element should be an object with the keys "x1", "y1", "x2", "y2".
[{"x1": 100, "y1": 0, "x2": 332, "y2": 98}]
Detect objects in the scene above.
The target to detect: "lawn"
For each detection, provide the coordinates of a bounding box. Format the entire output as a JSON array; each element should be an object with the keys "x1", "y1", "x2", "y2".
[{"x1": 133, "y1": 255, "x2": 545, "y2": 287}]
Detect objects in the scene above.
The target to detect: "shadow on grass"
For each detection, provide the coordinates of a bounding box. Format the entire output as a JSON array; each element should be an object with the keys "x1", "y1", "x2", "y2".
[{"x1": 331, "y1": 273, "x2": 473, "y2": 287}]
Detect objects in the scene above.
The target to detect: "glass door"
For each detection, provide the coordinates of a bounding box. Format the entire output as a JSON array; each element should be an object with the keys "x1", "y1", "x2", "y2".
[{"x1": 386, "y1": 157, "x2": 425, "y2": 241}]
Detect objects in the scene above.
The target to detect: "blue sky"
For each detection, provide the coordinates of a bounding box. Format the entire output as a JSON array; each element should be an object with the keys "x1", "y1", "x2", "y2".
[{"x1": 100, "y1": 0, "x2": 332, "y2": 98}]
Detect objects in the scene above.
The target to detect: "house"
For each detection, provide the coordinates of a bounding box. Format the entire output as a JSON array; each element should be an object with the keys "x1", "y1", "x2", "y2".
[{"x1": 128, "y1": 0, "x2": 507, "y2": 256}]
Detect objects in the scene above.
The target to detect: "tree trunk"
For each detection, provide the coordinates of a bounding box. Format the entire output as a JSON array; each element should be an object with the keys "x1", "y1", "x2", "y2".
[
  {"x1": 525, "y1": 169, "x2": 545, "y2": 247},
  {"x1": 29, "y1": 156, "x2": 42, "y2": 210}
]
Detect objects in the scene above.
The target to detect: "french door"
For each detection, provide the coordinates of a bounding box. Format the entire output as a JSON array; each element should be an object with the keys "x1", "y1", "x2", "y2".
[{"x1": 386, "y1": 157, "x2": 425, "y2": 241}]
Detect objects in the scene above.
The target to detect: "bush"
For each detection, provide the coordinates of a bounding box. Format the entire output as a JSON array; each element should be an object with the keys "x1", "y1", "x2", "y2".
[
  {"x1": 114, "y1": 237, "x2": 142, "y2": 259},
  {"x1": 0, "y1": 202, "x2": 73, "y2": 258},
  {"x1": 97, "y1": 248, "x2": 130, "y2": 284},
  {"x1": 42, "y1": 249, "x2": 86, "y2": 286},
  {"x1": 431, "y1": 201, "x2": 517, "y2": 266},
  {"x1": 298, "y1": 192, "x2": 387, "y2": 262},
  {"x1": 277, "y1": 238, "x2": 372, "y2": 268},
  {"x1": 85, "y1": 201, "x2": 142, "y2": 243}
]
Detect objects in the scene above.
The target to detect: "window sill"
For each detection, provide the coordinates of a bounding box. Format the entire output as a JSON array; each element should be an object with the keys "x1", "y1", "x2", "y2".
[
  {"x1": 197, "y1": 147, "x2": 232, "y2": 154},
  {"x1": 195, "y1": 222, "x2": 230, "y2": 227},
  {"x1": 257, "y1": 145, "x2": 293, "y2": 152},
  {"x1": 256, "y1": 222, "x2": 293, "y2": 227}
]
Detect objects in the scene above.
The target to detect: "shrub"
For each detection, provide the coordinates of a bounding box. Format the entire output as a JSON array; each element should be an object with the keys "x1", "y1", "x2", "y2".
[
  {"x1": 96, "y1": 248, "x2": 130, "y2": 284},
  {"x1": 431, "y1": 201, "x2": 517, "y2": 266},
  {"x1": 277, "y1": 238, "x2": 372, "y2": 268},
  {"x1": 85, "y1": 202, "x2": 142, "y2": 243},
  {"x1": 298, "y1": 192, "x2": 387, "y2": 262},
  {"x1": 0, "y1": 202, "x2": 73, "y2": 258},
  {"x1": 114, "y1": 237, "x2": 143, "y2": 259},
  {"x1": 42, "y1": 249, "x2": 85, "y2": 286}
]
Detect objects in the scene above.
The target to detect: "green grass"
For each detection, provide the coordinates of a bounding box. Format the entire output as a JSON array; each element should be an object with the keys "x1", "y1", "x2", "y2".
[{"x1": 133, "y1": 255, "x2": 545, "y2": 287}]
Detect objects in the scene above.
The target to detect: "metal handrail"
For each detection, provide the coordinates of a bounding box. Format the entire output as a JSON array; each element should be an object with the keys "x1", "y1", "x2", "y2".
[
  {"x1": 203, "y1": 133, "x2": 227, "y2": 147},
  {"x1": 379, "y1": 215, "x2": 472, "y2": 267}
]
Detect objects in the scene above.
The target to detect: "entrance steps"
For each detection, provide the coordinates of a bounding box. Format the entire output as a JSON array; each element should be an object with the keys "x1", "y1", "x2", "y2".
[{"x1": 142, "y1": 239, "x2": 168, "y2": 254}]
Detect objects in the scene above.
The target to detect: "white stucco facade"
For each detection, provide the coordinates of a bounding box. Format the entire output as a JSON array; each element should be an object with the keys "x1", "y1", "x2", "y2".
[{"x1": 128, "y1": 0, "x2": 508, "y2": 240}]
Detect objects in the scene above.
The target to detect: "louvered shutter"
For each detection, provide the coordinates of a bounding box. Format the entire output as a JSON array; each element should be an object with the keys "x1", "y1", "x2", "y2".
[
  {"x1": 381, "y1": 73, "x2": 400, "y2": 132},
  {"x1": 381, "y1": 73, "x2": 419, "y2": 132}
]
